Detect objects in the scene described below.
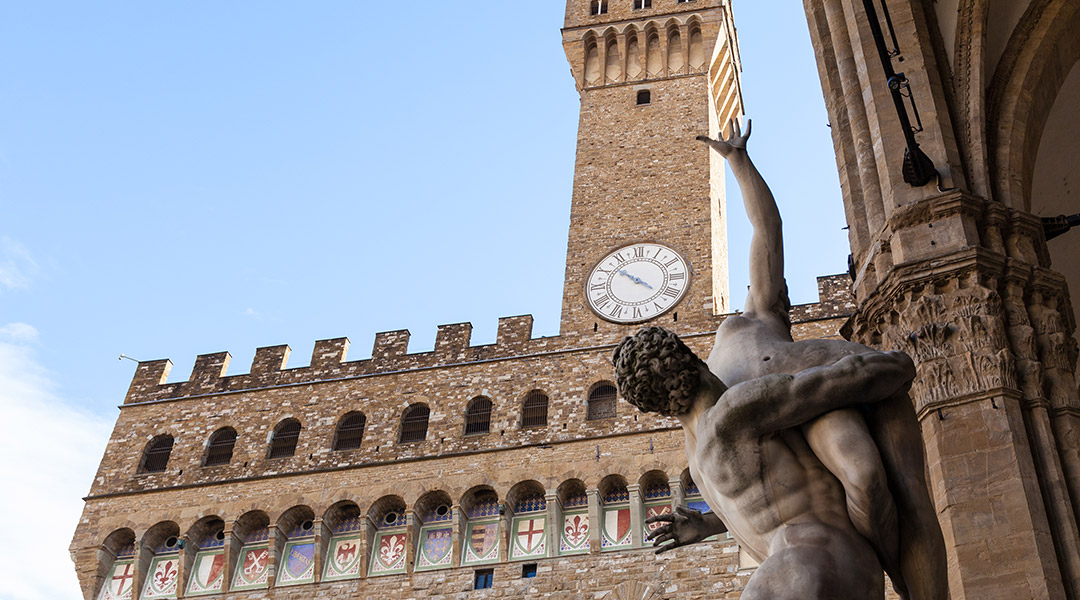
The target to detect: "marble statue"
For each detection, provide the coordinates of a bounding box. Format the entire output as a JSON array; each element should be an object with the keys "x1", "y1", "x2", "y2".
[{"x1": 612, "y1": 121, "x2": 947, "y2": 599}]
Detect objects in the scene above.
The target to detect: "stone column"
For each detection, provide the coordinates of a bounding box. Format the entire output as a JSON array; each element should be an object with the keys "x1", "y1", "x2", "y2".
[
  {"x1": 498, "y1": 503, "x2": 511, "y2": 563},
  {"x1": 628, "y1": 484, "x2": 644, "y2": 549},
  {"x1": 312, "y1": 517, "x2": 326, "y2": 584},
  {"x1": 586, "y1": 489, "x2": 602, "y2": 553},
  {"x1": 403, "y1": 512, "x2": 417, "y2": 575},
  {"x1": 266, "y1": 524, "x2": 283, "y2": 587},
  {"x1": 668, "y1": 476, "x2": 684, "y2": 508},
  {"x1": 450, "y1": 504, "x2": 464, "y2": 567},
  {"x1": 803, "y1": 0, "x2": 1080, "y2": 596},
  {"x1": 545, "y1": 490, "x2": 560, "y2": 559},
  {"x1": 360, "y1": 516, "x2": 376, "y2": 579},
  {"x1": 176, "y1": 538, "x2": 193, "y2": 598},
  {"x1": 222, "y1": 527, "x2": 238, "y2": 593}
]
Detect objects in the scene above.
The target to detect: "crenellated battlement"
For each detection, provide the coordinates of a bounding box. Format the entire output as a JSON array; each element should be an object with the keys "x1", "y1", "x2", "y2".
[
  {"x1": 122, "y1": 275, "x2": 855, "y2": 405},
  {"x1": 123, "y1": 313, "x2": 548, "y2": 405}
]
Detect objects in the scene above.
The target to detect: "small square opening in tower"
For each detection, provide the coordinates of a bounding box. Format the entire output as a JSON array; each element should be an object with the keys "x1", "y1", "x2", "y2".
[
  {"x1": 522, "y1": 563, "x2": 538, "y2": 578},
  {"x1": 474, "y1": 568, "x2": 494, "y2": 590},
  {"x1": 636, "y1": 90, "x2": 652, "y2": 105}
]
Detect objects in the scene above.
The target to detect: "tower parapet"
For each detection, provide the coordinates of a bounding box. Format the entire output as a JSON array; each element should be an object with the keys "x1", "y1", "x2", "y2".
[{"x1": 120, "y1": 275, "x2": 853, "y2": 405}]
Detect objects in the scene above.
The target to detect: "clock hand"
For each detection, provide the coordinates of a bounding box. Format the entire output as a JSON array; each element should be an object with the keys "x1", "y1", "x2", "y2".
[{"x1": 617, "y1": 269, "x2": 655, "y2": 290}]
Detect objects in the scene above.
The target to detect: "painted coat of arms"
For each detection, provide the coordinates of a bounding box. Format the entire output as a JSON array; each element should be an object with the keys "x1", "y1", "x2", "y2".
[
  {"x1": 141, "y1": 556, "x2": 178, "y2": 598},
  {"x1": 369, "y1": 532, "x2": 407, "y2": 575},
  {"x1": 645, "y1": 504, "x2": 672, "y2": 534},
  {"x1": 416, "y1": 526, "x2": 453, "y2": 569},
  {"x1": 561, "y1": 512, "x2": 589, "y2": 552},
  {"x1": 511, "y1": 517, "x2": 546, "y2": 558},
  {"x1": 277, "y1": 542, "x2": 316, "y2": 585},
  {"x1": 231, "y1": 545, "x2": 270, "y2": 590},
  {"x1": 324, "y1": 536, "x2": 363, "y2": 581},
  {"x1": 463, "y1": 521, "x2": 499, "y2": 564},
  {"x1": 602, "y1": 507, "x2": 631, "y2": 547},
  {"x1": 185, "y1": 551, "x2": 224, "y2": 595},
  {"x1": 97, "y1": 561, "x2": 134, "y2": 600}
]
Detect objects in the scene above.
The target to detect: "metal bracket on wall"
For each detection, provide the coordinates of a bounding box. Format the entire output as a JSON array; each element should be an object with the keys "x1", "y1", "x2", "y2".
[
  {"x1": 1043, "y1": 214, "x2": 1080, "y2": 241},
  {"x1": 862, "y1": 0, "x2": 938, "y2": 187}
]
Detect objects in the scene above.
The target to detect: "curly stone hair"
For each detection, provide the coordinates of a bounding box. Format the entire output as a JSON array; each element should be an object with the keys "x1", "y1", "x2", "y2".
[{"x1": 612, "y1": 326, "x2": 707, "y2": 416}]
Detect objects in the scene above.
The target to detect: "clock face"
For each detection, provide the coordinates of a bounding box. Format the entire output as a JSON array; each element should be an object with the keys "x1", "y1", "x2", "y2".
[{"x1": 585, "y1": 242, "x2": 691, "y2": 323}]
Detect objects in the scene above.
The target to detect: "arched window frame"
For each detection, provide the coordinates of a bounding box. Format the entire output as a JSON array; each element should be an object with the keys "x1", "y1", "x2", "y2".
[
  {"x1": 464, "y1": 397, "x2": 493, "y2": 436},
  {"x1": 138, "y1": 434, "x2": 174, "y2": 474},
  {"x1": 203, "y1": 427, "x2": 237, "y2": 467},
  {"x1": 400, "y1": 404, "x2": 430, "y2": 443},
  {"x1": 268, "y1": 419, "x2": 301, "y2": 459},
  {"x1": 521, "y1": 390, "x2": 549, "y2": 428},
  {"x1": 333, "y1": 411, "x2": 367, "y2": 451},
  {"x1": 589, "y1": 0, "x2": 608, "y2": 16},
  {"x1": 586, "y1": 382, "x2": 618, "y2": 420}
]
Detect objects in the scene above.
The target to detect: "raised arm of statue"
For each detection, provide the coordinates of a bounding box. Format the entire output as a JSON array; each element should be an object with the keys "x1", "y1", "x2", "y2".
[
  {"x1": 713, "y1": 351, "x2": 916, "y2": 440},
  {"x1": 697, "y1": 120, "x2": 789, "y2": 332}
]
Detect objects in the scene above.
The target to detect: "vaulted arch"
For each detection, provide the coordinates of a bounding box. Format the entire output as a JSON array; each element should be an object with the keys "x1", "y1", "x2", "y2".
[{"x1": 988, "y1": 0, "x2": 1080, "y2": 210}]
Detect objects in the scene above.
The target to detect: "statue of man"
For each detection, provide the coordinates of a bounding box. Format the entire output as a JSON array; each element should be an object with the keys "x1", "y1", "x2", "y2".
[
  {"x1": 616, "y1": 121, "x2": 947, "y2": 599},
  {"x1": 614, "y1": 327, "x2": 914, "y2": 598}
]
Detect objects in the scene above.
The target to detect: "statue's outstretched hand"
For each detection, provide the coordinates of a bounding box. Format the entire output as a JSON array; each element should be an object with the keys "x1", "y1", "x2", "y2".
[
  {"x1": 696, "y1": 118, "x2": 751, "y2": 158},
  {"x1": 645, "y1": 506, "x2": 722, "y2": 554}
]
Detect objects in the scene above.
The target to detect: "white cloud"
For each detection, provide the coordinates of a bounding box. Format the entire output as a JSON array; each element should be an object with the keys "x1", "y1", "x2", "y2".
[
  {"x1": 0, "y1": 324, "x2": 112, "y2": 600},
  {"x1": 0, "y1": 237, "x2": 38, "y2": 293},
  {"x1": 0, "y1": 322, "x2": 39, "y2": 344}
]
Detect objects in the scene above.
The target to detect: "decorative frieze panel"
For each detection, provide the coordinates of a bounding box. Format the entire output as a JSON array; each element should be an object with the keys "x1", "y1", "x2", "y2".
[
  {"x1": 140, "y1": 554, "x2": 179, "y2": 598},
  {"x1": 368, "y1": 531, "x2": 407, "y2": 576},
  {"x1": 97, "y1": 560, "x2": 134, "y2": 600},
  {"x1": 878, "y1": 285, "x2": 1017, "y2": 416},
  {"x1": 231, "y1": 543, "x2": 270, "y2": 591}
]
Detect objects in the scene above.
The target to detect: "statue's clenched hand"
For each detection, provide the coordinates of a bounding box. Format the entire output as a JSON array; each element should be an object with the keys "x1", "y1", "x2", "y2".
[
  {"x1": 696, "y1": 118, "x2": 751, "y2": 158},
  {"x1": 645, "y1": 506, "x2": 725, "y2": 554}
]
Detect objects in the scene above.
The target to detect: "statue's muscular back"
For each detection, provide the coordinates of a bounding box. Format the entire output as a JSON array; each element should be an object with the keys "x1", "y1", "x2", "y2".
[
  {"x1": 707, "y1": 313, "x2": 870, "y2": 385},
  {"x1": 688, "y1": 360, "x2": 888, "y2": 598}
]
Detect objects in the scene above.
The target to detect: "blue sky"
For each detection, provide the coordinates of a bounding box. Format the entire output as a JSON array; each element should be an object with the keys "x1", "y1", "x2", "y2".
[{"x1": 0, "y1": 2, "x2": 845, "y2": 598}]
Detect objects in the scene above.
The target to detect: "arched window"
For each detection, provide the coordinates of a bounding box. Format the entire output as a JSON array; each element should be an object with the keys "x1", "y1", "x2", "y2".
[
  {"x1": 634, "y1": 0, "x2": 651, "y2": 8},
  {"x1": 688, "y1": 25, "x2": 704, "y2": 69},
  {"x1": 204, "y1": 427, "x2": 237, "y2": 466},
  {"x1": 585, "y1": 39, "x2": 601, "y2": 84},
  {"x1": 521, "y1": 391, "x2": 549, "y2": 428},
  {"x1": 138, "y1": 434, "x2": 174, "y2": 473},
  {"x1": 636, "y1": 89, "x2": 651, "y2": 105},
  {"x1": 667, "y1": 28, "x2": 684, "y2": 73},
  {"x1": 605, "y1": 36, "x2": 621, "y2": 82},
  {"x1": 400, "y1": 404, "x2": 430, "y2": 443},
  {"x1": 268, "y1": 419, "x2": 301, "y2": 459},
  {"x1": 464, "y1": 397, "x2": 493, "y2": 435},
  {"x1": 589, "y1": 0, "x2": 607, "y2": 15},
  {"x1": 646, "y1": 32, "x2": 662, "y2": 76},
  {"x1": 587, "y1": 382, "x2": 617, "y2": 420},
  {"x1": 334, "y1": 412, "x2": 367, "y2": 450}
]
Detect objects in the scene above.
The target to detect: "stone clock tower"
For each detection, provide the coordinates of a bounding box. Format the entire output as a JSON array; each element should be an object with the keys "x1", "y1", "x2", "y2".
[{"x1": 559, "y1": 0, "x2": 743, "y2": 340}]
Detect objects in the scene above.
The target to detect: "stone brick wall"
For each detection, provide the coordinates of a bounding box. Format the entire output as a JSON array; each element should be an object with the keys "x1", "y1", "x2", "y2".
[
  {"x1": 558, "y1": 3, "x2": 734, "y2": 339},
  {"x1": 72, "y1": 277, "x2": 853, "y2": 599}
]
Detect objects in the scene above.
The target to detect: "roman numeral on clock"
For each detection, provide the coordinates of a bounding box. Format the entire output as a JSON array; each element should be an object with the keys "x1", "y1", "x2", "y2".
[
  {"x1": 608, "y1": 305, "x2": 624, "y2": 319},
  {"x1": 662, "y1": 286, "x2": 680, "y2": 299},
  {"x1": 669, "y1": 272, "x2": 685, "y2": 281}
]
